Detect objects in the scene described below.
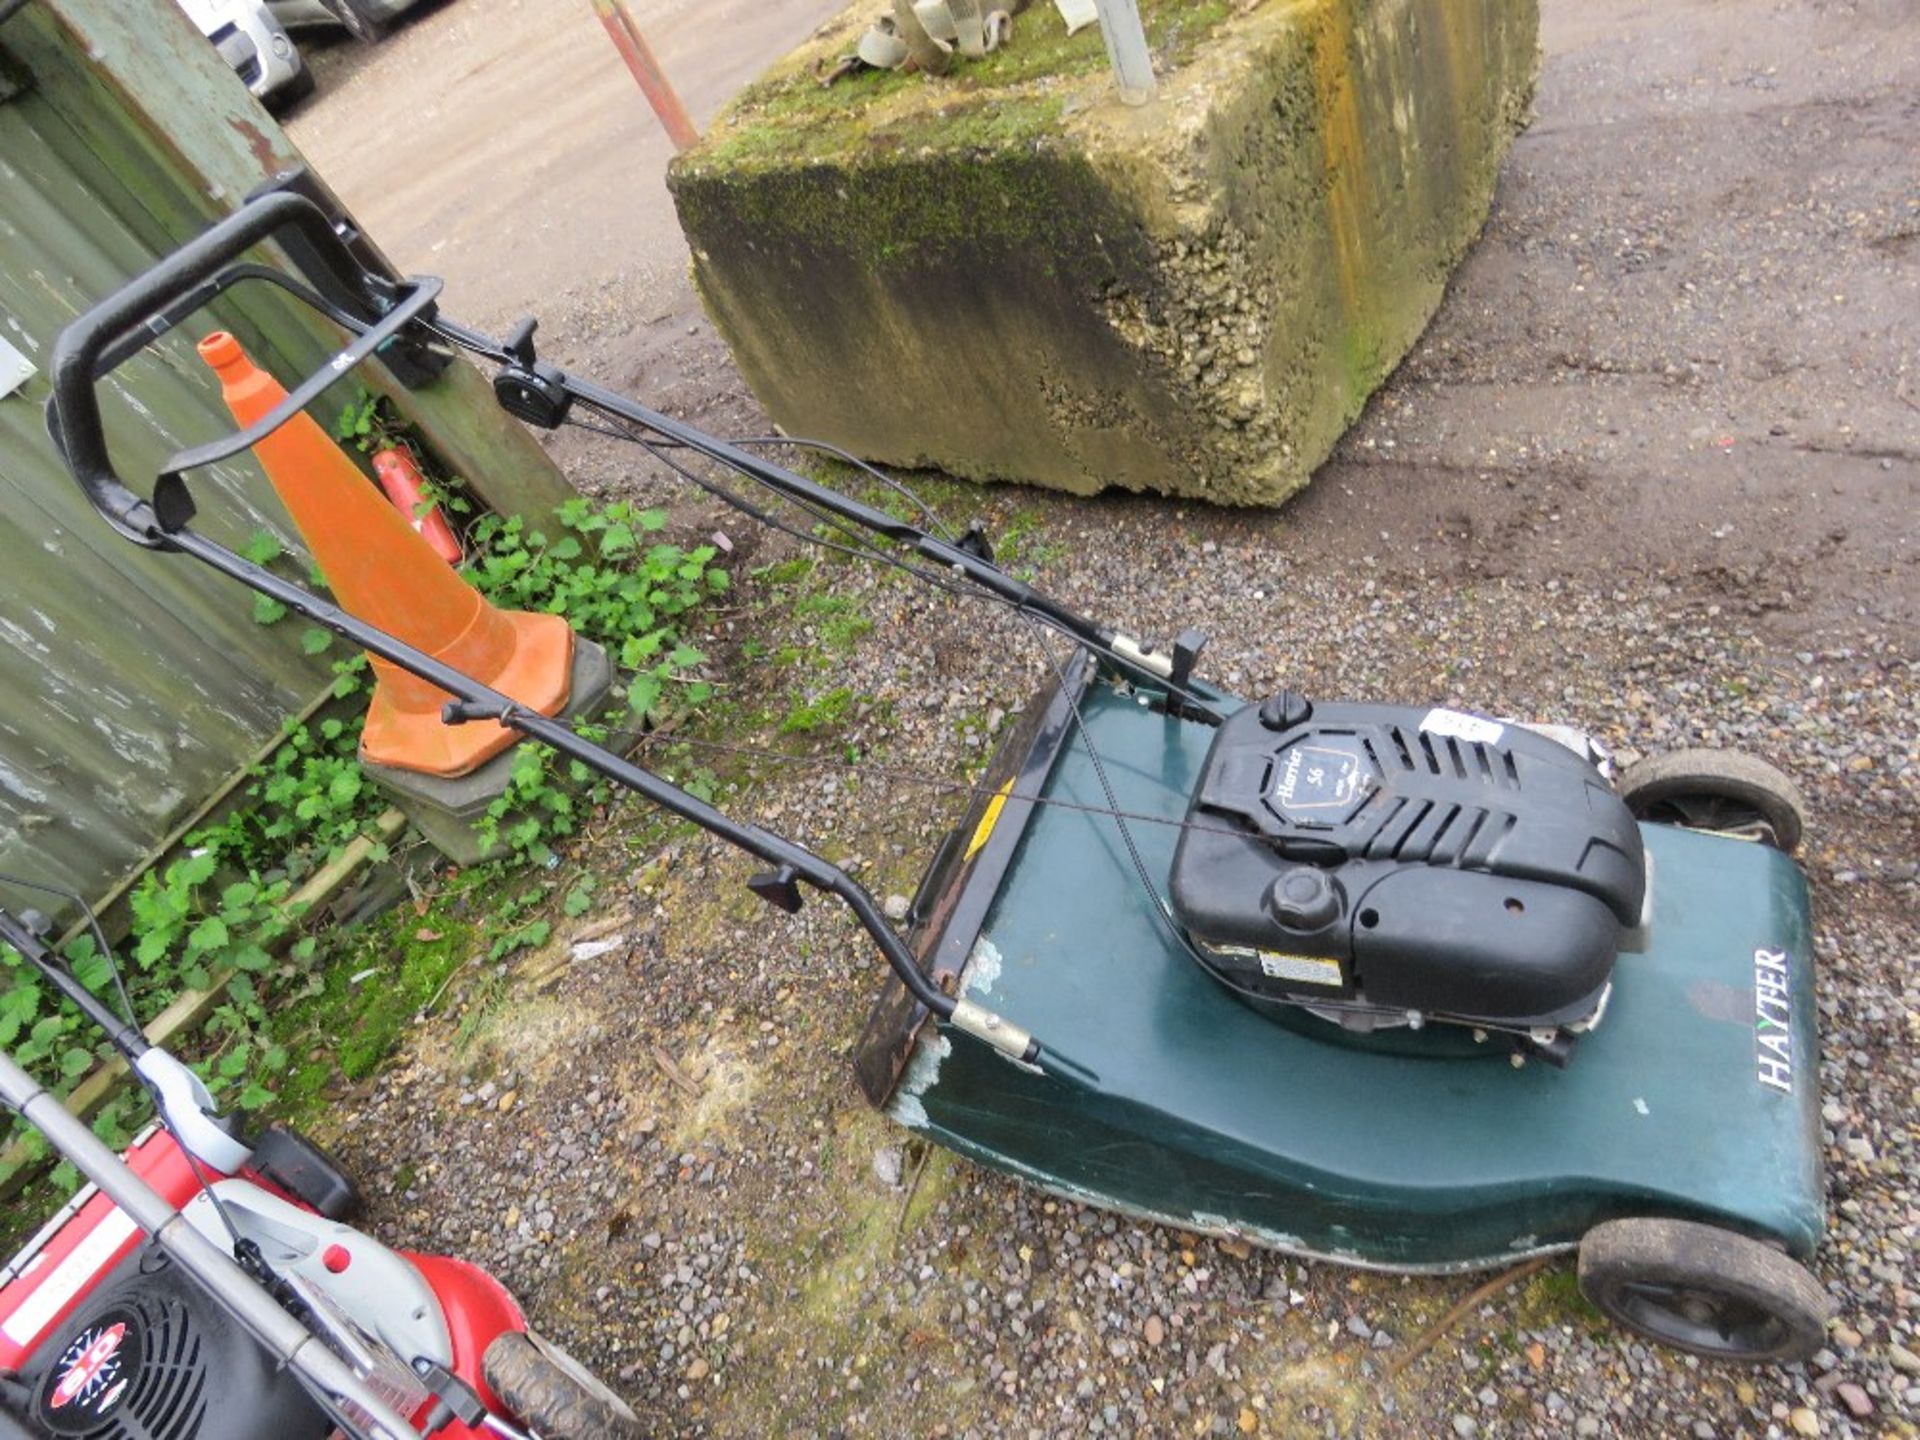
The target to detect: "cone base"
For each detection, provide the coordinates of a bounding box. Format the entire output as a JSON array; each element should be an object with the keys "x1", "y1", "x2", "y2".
[
  {"x1": 363, "y1": 638, "x2": 615, "y2": 865},
  {"x1": 360, "y1": 609, "x2": 576, "y2": 778}
]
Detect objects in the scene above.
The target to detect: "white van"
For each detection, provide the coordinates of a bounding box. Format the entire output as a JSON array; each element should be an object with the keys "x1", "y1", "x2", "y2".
[{"x1": 177, "y1": 0, "x2": 309, "y2": 103}]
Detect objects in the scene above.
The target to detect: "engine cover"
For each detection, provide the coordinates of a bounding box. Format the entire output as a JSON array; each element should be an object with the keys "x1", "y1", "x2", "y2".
[
  {"x1": 1168, "y1": 695, "x2": 1647, "y2": 1032},
  {"x1": 15, "y1": 1244, "x2": 330, "y2": 1439}
]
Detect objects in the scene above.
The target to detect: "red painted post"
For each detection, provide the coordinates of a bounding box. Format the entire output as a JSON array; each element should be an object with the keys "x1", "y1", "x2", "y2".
[{"x1": 590, "y1": 0, "x2": 700, "y2": 153}]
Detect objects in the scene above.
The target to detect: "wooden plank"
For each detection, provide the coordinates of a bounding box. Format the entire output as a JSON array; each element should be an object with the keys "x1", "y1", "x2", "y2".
[{"x1": 0, "y1": 810, "x2": 408, "y2": 1196}]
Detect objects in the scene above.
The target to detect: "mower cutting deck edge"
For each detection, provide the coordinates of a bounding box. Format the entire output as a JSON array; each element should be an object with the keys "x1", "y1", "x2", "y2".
[
  {"x1": 40, "y1": 188, "x2": 1832, "y2": 1365},
  {"x1": 857, "y1": 660, "x2": 1823, "y2": 1309}
]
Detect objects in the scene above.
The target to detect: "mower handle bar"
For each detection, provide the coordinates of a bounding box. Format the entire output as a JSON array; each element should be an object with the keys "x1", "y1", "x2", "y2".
[
  {"x1": 45, "y1": 191, "x2": 440, "y2": 548},
  {"x1": 40, "y1": 191, "x2": 1088, "y2": 1080},
  {"x1": 160, "y1": 524, "x2": 1054, "y2": 1074},
  {"x1": 48, "y1": 187, "x2": 1213, "y2": 721},
  {"x1": 428, "y1": 316, "x2": 1224, "y2": 722}
]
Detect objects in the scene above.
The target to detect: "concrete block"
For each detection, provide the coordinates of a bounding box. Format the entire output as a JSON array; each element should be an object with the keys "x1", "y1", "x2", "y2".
[
  {"x1": 669, "y1": 0, "x2": 1537, "y2": 506},
  {"x1": 362, "y1": 636, "x2": 614, "y2": 866}
]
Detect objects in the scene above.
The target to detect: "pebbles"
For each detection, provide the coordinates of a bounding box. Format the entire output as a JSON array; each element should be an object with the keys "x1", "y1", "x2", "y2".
[{"x1": 294, "y1": 3, "x2": 1919, "y2": 1437}]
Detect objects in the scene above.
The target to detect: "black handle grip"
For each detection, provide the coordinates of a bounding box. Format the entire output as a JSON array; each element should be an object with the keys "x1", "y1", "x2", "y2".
[{"x1": 44, "y1": 191, "x2": 438, "y2": 547}]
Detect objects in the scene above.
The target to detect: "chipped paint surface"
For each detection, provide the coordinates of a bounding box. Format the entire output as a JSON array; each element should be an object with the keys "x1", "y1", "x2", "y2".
[
  {"x1": 886, "y1": 935, "x2": 1005, "y2": 1128},
  {"x1": 950, "y1": 1144, "x2": 1578, "y2": 1275},
  {"x1": 885, "y1": 1031, "x2": 950, "y2": 1131},
  {"x1": 957, "y1": 934, "x2": 1005, "y2": 998}
]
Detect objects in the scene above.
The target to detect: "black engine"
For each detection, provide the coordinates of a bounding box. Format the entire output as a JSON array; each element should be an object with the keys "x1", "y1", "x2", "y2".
[
  {"x1": 9, "y1": 1243, "x2": 329, "y2": 1440},
  {"x1": 1168, "y1": 693, "x2": 1648, "y2": 1054}
]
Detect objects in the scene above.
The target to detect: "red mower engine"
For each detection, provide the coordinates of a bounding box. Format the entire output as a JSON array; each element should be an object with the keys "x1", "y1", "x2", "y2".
[
  {"x1": 0, "y1": 899, "x2": 637, "y2": 1440},
  {"x1": 0, "y1": 1125, "x2": 524, "y2": 1440},
  {"x1": 0, "y1": 1129, "x2": 327, "y2": 1436}
]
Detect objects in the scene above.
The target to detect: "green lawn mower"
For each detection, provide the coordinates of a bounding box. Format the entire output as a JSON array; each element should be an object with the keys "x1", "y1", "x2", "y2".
[{"x1": 46, "y1": 187, "x2": 1831, "y2": 1365}]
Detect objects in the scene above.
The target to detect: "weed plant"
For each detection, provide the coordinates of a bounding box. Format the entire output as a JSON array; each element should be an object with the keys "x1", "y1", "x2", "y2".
[{"x1": 0, "y1": 418, "x2": 726, "y2": 1191}]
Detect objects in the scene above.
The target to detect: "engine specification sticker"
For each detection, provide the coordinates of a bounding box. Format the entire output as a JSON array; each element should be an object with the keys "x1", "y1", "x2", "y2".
[
  {"x1": 1258, "y1": 951, "x2": 1344, "y2": 987},
  {"x1": 1419, "y1": 708, "x2": 1505, "y2": 745}
]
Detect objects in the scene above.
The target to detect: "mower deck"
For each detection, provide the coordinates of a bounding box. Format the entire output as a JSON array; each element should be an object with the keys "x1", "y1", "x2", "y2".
[{"x1": 855, "y1": 657, "x2": 1822, "y2": 1272}]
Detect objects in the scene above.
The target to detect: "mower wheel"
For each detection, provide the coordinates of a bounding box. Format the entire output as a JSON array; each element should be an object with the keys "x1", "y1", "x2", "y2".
[
  {"x1": 1615, "y1": 748, "x2": 1807, "y2": 853},
  {"x1": 1578, "y1": 1218, "x2": 1830, "y2": 1362},
  {"x1": 484, "y1": 1329, "x2": 643, "y2": 1439},
  {"x1": 248, "y1": 1123, "x2": 363, "y2": 1221}
]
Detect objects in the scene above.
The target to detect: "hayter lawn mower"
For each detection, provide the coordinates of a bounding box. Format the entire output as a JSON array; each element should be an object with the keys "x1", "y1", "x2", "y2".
[
  {"x1": 44, "y1": 188, "x2": 1832, "y2": 1363},
  {"x1": 0, "y1": 893, "x2": 640, "y2": 1439}
]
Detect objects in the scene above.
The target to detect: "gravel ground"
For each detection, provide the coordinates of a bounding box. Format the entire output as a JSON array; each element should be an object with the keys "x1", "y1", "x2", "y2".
[
  {"x1": 298, "y1": 0, "x2": 1915, "y2": 1436},
  {"x1": 339, "y1": 552, "x2": 1915, "y2": 1440}
]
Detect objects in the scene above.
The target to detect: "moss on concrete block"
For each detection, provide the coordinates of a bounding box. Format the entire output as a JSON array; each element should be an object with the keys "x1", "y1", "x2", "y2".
[{"x1": 669, "y1": 0, "x2": 1538, "y2": 506}]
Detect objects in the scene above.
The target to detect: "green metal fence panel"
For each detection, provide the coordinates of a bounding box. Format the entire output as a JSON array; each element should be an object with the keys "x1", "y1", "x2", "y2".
[
  {"x1": 0, "y1": 0, "x2": 578, "y2": 919},
  {"x1": 0, "y1": 101, "x2": 330, "y2": 908}
]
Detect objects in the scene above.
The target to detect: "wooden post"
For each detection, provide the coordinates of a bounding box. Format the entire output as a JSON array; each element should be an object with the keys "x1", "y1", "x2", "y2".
[{"x1": 23, "y1": 0, "x2": 579, "y2": 528}]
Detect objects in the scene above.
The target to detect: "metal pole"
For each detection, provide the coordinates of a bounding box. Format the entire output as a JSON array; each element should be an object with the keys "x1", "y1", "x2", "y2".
[
  {"x1": 1092, "y1": 0, "x2": 1155, "y2": 105},
  {"x1": 0, "y1": 1053, "x2": 417, "y2": 1440},
  {"x1": 589, "y1": 0, "x2": 700, "y2": 152}
]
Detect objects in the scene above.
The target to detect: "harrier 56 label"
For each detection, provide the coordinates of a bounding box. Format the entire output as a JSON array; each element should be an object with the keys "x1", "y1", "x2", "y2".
[{"x1": 1271, "y1": 743, "x2": 1368, "y2": 817}]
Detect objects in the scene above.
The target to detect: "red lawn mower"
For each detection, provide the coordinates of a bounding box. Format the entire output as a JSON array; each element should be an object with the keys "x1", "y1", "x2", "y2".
[{"x1": 0, "y1": 893, "x2": 639, "y2": 1440}]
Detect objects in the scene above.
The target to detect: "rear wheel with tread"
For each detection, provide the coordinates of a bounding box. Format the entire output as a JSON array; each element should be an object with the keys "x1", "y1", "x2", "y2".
[
  {"x1": 1578, "y1": 1218, "x2": 1830, "y2": 1362},
  {"x1": 483, "y1": 1329, "x2": 643, "y2": 1439},
  {"x1": 1615, "y1": 748, "x2": 1807, "y2": 853}
]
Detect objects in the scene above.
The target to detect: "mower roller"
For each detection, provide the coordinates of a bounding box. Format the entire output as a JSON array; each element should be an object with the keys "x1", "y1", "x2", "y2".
[{"x1": 37, "y1": 188, "x2": 1830, "y2": 1369}]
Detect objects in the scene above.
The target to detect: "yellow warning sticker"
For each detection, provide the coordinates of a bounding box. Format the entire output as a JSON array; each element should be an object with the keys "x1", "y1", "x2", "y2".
[{"x1": 964, "y1": 778, "x2": 1017, "y2": 862}]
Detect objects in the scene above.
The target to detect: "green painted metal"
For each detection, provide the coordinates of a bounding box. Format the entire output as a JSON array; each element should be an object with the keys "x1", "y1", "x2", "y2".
[
  {"x1": 0, "y1": 101, "x2": 333, "y2": 908},
  {"x1": 879, "y1": 672, "x2": 1823, "y2": 1271}
]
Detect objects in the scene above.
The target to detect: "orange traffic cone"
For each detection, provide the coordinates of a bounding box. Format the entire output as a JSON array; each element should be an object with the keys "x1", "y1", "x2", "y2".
[{"x1": 199, "y1": 331, "x2": 574, "y2": 778}]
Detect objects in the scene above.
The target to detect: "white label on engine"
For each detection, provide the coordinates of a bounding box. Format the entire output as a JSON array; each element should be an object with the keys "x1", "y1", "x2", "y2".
[
  {"x1": 1, "y1": 1208, "x2": 139, "y2": 1347},
  {"x1": 1420, "y1": 708, "x2": 1505, "y2": 745},
  {"x1": 1258, "y1": 952, "x2": 1344, "y2": 987}
]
